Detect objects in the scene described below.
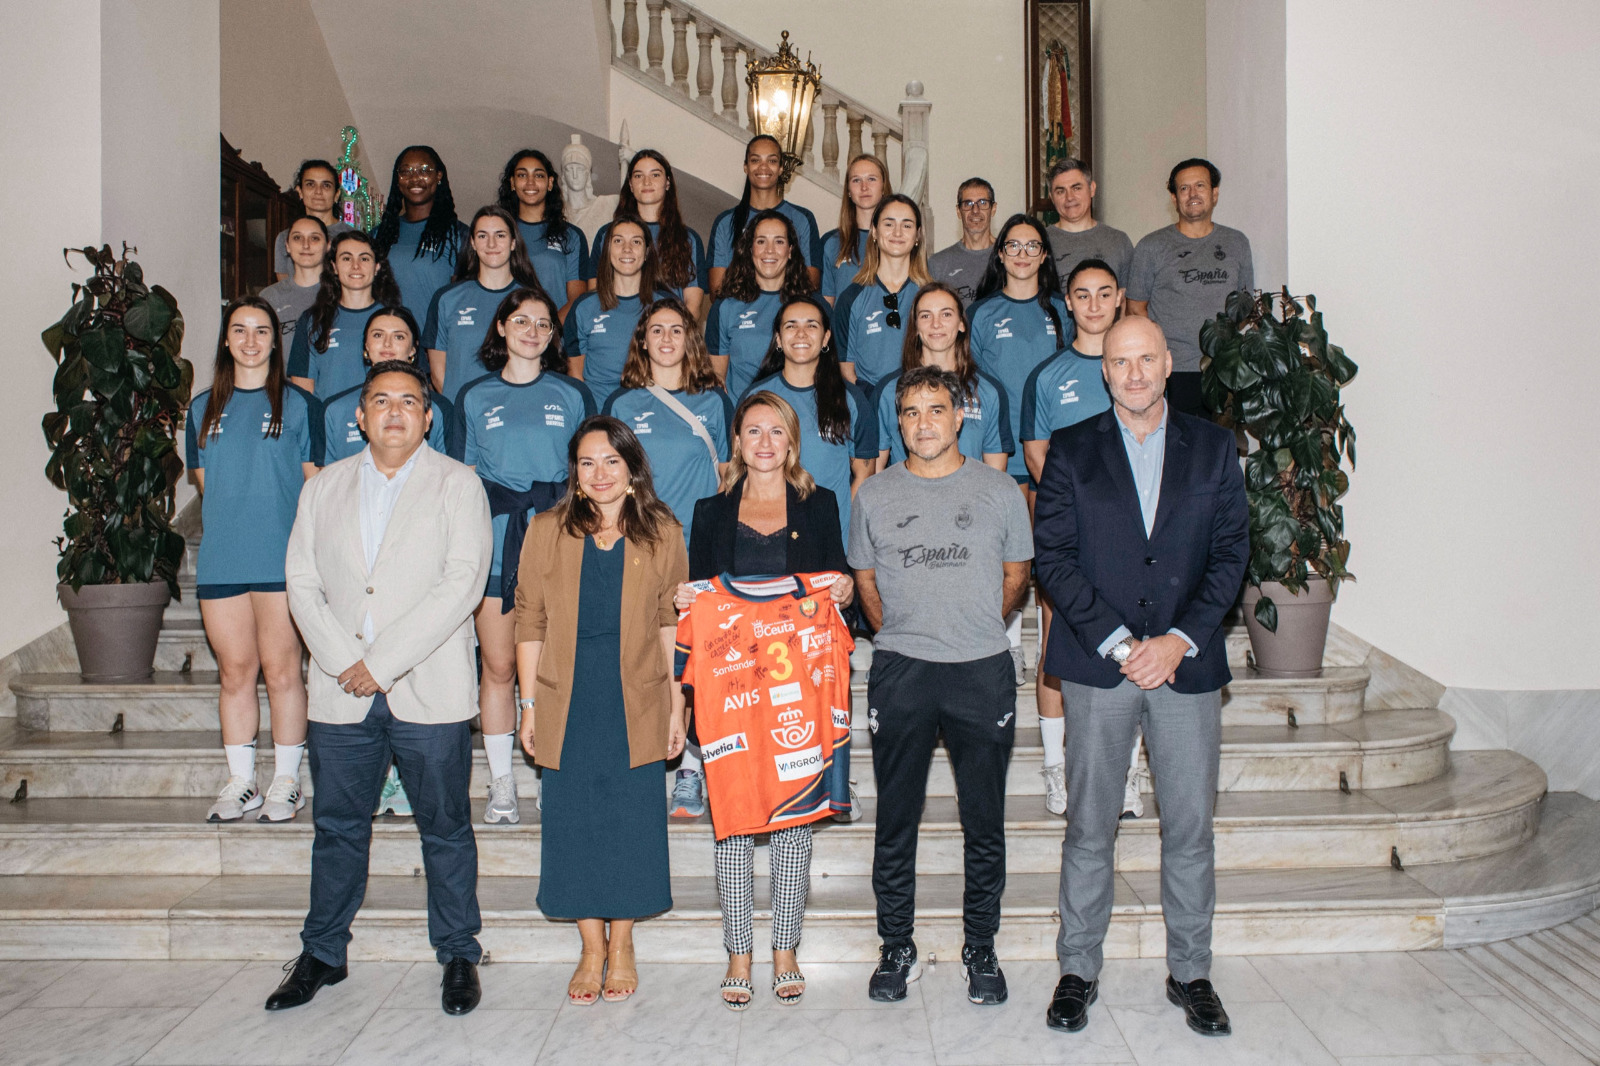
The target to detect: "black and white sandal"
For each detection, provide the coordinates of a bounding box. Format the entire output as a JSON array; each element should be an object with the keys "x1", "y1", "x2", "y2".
[
  {"x1": 772, "y1": 970, "x2": 806, "y2": 1004},
  {"x1": 720, "y1": 976, "x2": 753, "y2": 1011}
]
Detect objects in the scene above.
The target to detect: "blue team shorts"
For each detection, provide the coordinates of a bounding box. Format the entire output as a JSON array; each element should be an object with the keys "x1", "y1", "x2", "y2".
[{"x1": 195, "y1": 582, "x2": 287, "y2": 600}]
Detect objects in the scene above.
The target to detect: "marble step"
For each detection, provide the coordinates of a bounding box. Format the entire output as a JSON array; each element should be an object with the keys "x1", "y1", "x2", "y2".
[
  {"x1": 163, "y1": 574, "x2": 199, "y2": 623},
  {"x1": 154, "y1": 619, "x2": 214, "y2": 673},
  {"x1": 0, "y1": 709, "x2": 1456, "y2": 802},
  {"x1": 0, "y1": 751, "x2": 1545, "y2": 878},
  {"x1": 10, "y1": 665, "x2": 1373, "y2": 734}
]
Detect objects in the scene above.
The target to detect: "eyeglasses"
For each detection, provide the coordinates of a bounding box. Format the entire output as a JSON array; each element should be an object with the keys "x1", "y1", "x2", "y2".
[
  {"x1": 397, "y1": 165, "x2": 438, "y2": 179},
  {"x1": 958, "y1": 198, "x2": 994, "y2": 210},
  {"x1": 1002, "y1": 239, "x2": 1046, "y2": 257},
  {"x1": 507, "y1": 315, "x2": 553, "y2": 334},
  {"x1": 883, "y1": 290, "x2": 901, "y2": 330}
]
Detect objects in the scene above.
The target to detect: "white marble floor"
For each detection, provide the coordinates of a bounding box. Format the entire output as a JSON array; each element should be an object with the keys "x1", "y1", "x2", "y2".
[{"x1": 0, "y1": 939, "x2": 1594, "y2": 1066}]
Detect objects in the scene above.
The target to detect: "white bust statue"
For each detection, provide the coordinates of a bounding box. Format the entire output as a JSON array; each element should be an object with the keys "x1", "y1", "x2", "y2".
[{"x1": 561, "y1": 134, "x2": 619, "y2": 246}]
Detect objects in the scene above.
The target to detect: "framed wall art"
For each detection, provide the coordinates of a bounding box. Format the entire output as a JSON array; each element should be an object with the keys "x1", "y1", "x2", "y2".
[{"x1": 1025, "y1": 0, "x2": 1092, "y2": 216}]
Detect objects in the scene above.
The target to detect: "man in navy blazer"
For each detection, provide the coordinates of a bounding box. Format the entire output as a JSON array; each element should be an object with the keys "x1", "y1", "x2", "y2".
[{"x1": 1032, "y1": 317, "x2": 1247, "y2": 1037}]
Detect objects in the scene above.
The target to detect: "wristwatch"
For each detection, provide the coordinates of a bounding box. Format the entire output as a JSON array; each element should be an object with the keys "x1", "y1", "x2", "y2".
[
  {"x1": 1107, "y1": 637, "x2": 1135, "y2": 664},
  {"x1": 517, "y1": 697, "x2": 536, "y2": 710}
]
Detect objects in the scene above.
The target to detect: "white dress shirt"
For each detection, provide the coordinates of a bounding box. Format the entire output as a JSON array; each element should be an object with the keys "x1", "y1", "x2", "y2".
[{"x1": 358, "y1": 444, "x2": 421, "y2": 641}]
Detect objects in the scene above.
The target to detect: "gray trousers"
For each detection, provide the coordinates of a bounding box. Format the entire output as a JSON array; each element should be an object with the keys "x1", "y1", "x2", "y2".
[{"x1": 1057, "y1": 679, "x2": 1221, "y2": 983}]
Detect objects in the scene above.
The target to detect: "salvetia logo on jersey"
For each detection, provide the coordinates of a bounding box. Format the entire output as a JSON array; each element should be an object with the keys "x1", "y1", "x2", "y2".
[
  {"x1": 773, "y1": 745, "x2": 824, "y2": 781},
  {"x1": 831, "y1": 706, "x2": 851, "y2": 729},
  {"x1": 752, "y1": 617, "x2": 795, "y2": 638},
  {"x1": 702, "y1": 733, "x2": 748, "y2": 762}
]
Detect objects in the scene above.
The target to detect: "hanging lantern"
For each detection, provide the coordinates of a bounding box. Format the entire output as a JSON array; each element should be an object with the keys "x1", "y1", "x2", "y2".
[{"x1": 745, "y1": 31, "x2": 821, "y2": 186}]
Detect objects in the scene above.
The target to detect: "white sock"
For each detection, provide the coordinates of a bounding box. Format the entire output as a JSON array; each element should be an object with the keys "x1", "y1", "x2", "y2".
[
  {"x1": 679, "y1": 746, "x2": 703, "y2": 773},
  {"x1": 224, "y1": 742, "x2": 257, "y2": 781},
  {"x1": 485, "y1": 731, "x2": 515, "y2": 779},
  {"x1": 1006, "y1": 610, "x2": 1023, "y2": 648},
  {"x1": 272, "y1": 742, "x2": 304, "y2": 782},
  {"x1": 1039, "y1": 716, "x2": 1066, "y2": 768},
  {"x1": 1129, "y1": 733, "x2": 1144, "y2": 771}
]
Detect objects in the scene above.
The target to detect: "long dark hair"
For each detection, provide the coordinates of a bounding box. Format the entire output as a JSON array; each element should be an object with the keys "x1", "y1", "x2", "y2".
[
  {"x1": 310, "y1": 231, "x2": 401, "y2": 353},
  {"x1": 372, "y1": 145, "x2": 461, "y2": 263},
  {"x1": 752, "y1": 295, "x2": 852, "y2": 445},
  {"x1": 900, "y1": 282, "x2": 978, "y2": 395},
  {"x1": 594, "y1": 215, "x2": 659, "y2": 311},
  {"x1": 558, "y1": 415, "x2": 676, "y2": 548},
  {"x1": 730, "y1": 134, "x2": 784, "y2": 242},
  {"x1": 495, "y1": 148, "x2": 571, "y2": 247},
  {"x1": 617, "y1": 149, "x2": 696, "y2": 292},
  {"x1": 200, "y1": 297, "x2": 286, "y2": 448},
  {"x1": 721, "y1": 208, "x2": 812, "y2": 303},
  {"x1": 477, "y1": 288, "x2": 568, "y2": 375},
  {"x1": 619, "y1": 296, "x2": 719, "y2": 392},
  {"x1": 359, "y1": 305, "x2": 422, "y2": 368},
  {"x1": 453, "y1": 205, "x2": 547, "y2": 293},
  {"x1": 974, "y1": 213, "x2": 1064, "y2": 339}
]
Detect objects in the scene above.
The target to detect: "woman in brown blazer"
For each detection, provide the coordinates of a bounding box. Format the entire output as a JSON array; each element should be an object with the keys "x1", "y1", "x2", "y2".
[{"x1": 514, "y1": 415, "x2": 688, "y2": 1006}]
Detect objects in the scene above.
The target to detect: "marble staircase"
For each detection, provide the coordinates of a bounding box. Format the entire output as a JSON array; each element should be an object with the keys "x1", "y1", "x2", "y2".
[{"x1": 1, "y1": 533, "x2": 1596, "y2": 963}]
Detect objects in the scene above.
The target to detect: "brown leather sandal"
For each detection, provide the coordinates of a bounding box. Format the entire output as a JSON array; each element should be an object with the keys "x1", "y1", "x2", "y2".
[
  {"x1": 568, "y1": 949, "x2": 606, "y2": 1006},
  {"x1": 602, "y1": 941, "x2": 638, "y2": 1002}
]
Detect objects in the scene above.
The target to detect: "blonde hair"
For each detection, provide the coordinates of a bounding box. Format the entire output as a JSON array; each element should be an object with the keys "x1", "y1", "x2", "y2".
[
  {"x1": 852, "y1": 193, "x2": 931, "y2": 288},
  {"x1": 835, "y1": 154, "x2": 893, "y2": 268},
  {"x1": 619, "y1": 296, "x2": 720, "y2": 392},
  {"x1": 720, "y1": 391, "x2": 816, "y2": 499}
]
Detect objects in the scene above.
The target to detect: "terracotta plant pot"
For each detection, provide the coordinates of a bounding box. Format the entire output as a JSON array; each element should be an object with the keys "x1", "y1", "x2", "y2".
[
  {"x1": 57, "y1": 580, "x2": 171, "y2": 682},
  {"x1": 1240, "y1": 577, "x2": 1333, "y2": 678}
]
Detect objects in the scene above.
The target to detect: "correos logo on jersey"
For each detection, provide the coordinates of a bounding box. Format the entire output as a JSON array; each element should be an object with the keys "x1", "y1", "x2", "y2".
[
  {"x1": 702, "y1": 733, "x2": 748, "y2": 762},
  {"x1": 770, "y1": 720, "x2": 815, "y2": 750},
  {"x1": 773, "y1": 745, "x2": 824, "y2": 781}
]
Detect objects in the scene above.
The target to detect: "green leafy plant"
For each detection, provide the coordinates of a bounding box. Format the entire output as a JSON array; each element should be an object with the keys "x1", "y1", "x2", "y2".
[
  {"x1": 1200, "y1": 288, "x2": 1357, "y2": 631},
  {"x1": 41, "y1": 244, "x2": 192, "y2": 595}
]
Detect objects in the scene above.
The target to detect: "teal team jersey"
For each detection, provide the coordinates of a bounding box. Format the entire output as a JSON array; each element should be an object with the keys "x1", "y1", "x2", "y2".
[
  {"x1": 516, "y1": 219, "x2": 588, "y2": 303},
  {"x1": 385, "y1": 217, "x2": 468, "y2": 324},
  {"x1": 709, "y1": 201, "x2": 823, "y2": 273},
  {"x1": 321, "y1": 385, "x2": 451, "y2": 465},
  {"x1": 1019, "y1": 345, "x2": 1112, "y2": 442},
  {"x1": 562, "y1": 290, "x2": 655, "y2": 406},
  {"x1": 967, "y1": 291, "x2": 1075, "y2": 480},
  {"x1": 590, "y1": 220, "x2": 707, "y2": 296},
  {"x1": 819, "y1": 229, "x2": 869, "y2": 302},
  {"x1": 287, "y1": 305, "x2": 383, "y2": 401},
  {"x1": 870, "y1": 369, "x2": 1012, "y2": 464},
  {"x1": 603, "y1": 385, "x2": 734, "y2": 546},
  {"x1": 449, "y1": 371, "x2": 596, "y2": 576},
  {"x1": 422, "y1": 278, "x2": 518, "y2": 405},
  {"x1": 834, "y1": 278, "x2": 921, "y2": 390},
  {"x1": 184, "y1": 384, "x2": 322, "y2": 585},
  {"x1": 705, "y1": 290, "x2": 783, "y2": 402},
  {"x1": 742, "y1": 372, "x2": 877, "y2": 541}
]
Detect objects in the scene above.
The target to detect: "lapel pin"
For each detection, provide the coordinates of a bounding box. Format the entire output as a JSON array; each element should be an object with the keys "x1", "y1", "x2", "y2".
[{"x1": 791, "y1": 531, "x2": 799, "y2": 539}]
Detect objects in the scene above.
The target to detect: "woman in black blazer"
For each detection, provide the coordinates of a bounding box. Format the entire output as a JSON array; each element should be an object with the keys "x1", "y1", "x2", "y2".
[{"x1": 672, "y1": 389, "x2": 856, "y2": 1010}]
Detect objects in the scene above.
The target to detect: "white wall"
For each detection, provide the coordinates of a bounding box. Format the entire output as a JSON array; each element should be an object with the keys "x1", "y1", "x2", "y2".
[
  {"x1": 1205, "y1": 0, "x2": 1287, "y2": 287},
  {"x1": 0, "y1": 0, "x2": 104, "y2": 659},
  {"x1": 1285, "y1": 0, "x2": 1600, "y2": 690}
]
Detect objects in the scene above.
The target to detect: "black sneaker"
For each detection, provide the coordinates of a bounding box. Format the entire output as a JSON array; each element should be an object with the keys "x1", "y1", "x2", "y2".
[
  {"x1": 960, "y1": 944, "x2": 1008, "y2": 1004},
  {"x1": 867, "y1": 942, "x2": 920, "y2": 1002}
]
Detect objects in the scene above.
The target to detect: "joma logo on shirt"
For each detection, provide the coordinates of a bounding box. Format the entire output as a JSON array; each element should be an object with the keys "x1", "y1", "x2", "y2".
[
  {"x1": 993, "y1": 317, "x2": 1013, "y2": 339},
  {"x1": 455, "y1": 306, "x2": 476, "y2": 326},
  {"x1": 737, "y1": 310, "x2": 760, "y2": 329},
  {"x1": 590, "y1": 313, "x2": 610, "y2": 334},
  {"x1": 1058, "y1": 380, "x2": 1080, "y2": 404},
  {"x1": 864, "y1": 310, "x2": 884, "y2": 335},
  {"x1": 482, "y1": 405, "x2": 506, "y2": 430},
  {"x1": 632, "y1": 412, "x2": 654, "y2": 435}
]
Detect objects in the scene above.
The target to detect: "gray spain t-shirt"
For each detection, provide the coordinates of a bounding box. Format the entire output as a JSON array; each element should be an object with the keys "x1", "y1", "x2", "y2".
[
  {"x1": 927, "y1": 241, "x2": 994, "y2": 308},
  {"x1": 1047, "y1": 222, "x2": 1134, "y2": 293},
  {"x1": 1126, "y1": 223, "x2": 1253, "y2": 372},
  {"x1": 259, "y1": 278, "x2": 320, "y2": 348},
  {"x1": 848, "y1": 458, "x2": 1034, "y2": 663}
]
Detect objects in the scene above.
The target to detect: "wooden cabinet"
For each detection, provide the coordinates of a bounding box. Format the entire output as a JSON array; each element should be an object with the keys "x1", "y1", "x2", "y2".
[{"x1": 220, "y1": 135, "x2": 295, "y2": 300}]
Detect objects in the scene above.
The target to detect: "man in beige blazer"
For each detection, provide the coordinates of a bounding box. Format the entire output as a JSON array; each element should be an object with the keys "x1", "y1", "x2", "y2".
[{"x1": 268, "y1": 361, "x2": 492, "y2": 1017}]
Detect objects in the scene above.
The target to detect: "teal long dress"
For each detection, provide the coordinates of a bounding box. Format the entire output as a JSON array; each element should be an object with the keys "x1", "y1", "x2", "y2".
[{"x1": 537, "y1": 537, "x2": 673, "y2": 919}]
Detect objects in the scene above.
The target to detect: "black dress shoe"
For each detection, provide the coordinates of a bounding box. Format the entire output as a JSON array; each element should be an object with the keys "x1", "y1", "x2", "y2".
[
  {"x1": 441, "y1": 957, "x2": 481, "y2": 1015},
  {"x1": 265, "y1": 951, "x2": 347, "y2": 1011},
  {"x1": 1045, "y1": 973, "x2": 1098, "y2": 1032},
  {"x1": 1166, "y1": 975, "x2": 1231, "y2": 1035}
]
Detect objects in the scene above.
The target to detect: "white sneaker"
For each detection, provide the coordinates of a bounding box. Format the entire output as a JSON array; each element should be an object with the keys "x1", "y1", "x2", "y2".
[
  {"x1": 1040, "y1": 764, "x2": 1067, "y2": 816},
  {"x1": 834, "y1": 780, "x2": 863, "y2": 823},
  {"x1": 1121, "y1": 764, "x2": 1148, "y2": 819},
  {"x1": 207, "y1": 775, "x2": 261, "y2": 822},
  {"x1": 258, "y1": 775, "x2": 305, "y2": 822},
  {"x1": 485, "y1": 773, "x2": 520, "y2": 824}
]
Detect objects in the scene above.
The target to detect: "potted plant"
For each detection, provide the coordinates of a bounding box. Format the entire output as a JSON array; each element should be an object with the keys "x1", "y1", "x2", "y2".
[
  {"x1": 41, "y1": 244, "x2": 191, "y2": 682},
  {"x1": 1200, "y1": 288, "x2": 1357, "y2": 677}
]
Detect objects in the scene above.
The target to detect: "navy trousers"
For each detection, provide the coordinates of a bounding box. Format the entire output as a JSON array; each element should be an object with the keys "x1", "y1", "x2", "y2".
[{"x1": 301, "y1": 693, "x2": 482, "y2": 966}]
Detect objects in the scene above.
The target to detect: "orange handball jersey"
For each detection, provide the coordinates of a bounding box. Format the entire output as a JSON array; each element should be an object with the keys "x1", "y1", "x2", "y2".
[{"x1": 675, "y1": 572, "x2": 855, "y2": 841}]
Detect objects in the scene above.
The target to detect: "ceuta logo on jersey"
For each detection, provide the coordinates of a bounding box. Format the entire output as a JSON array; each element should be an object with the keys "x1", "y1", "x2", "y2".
[
  {"x1": 993, "y1": 317, "x2": 1014, "y2": 339},
  {"x1": 455, "y1": 306, "x2": 476, "y2": 327}
]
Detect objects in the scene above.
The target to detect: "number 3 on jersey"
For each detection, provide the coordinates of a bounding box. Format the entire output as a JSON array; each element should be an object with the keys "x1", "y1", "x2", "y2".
[{"x1": 766, "y1": 641, "x2": 793, "y2": 680}]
